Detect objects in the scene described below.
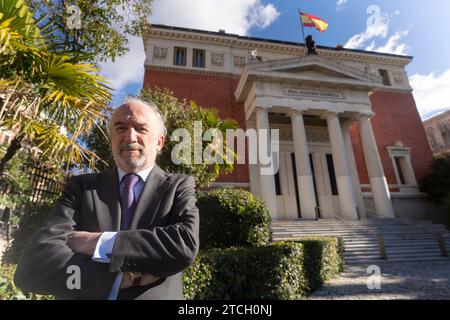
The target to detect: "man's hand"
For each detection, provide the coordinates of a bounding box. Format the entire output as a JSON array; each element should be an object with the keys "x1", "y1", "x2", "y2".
[
  {"x1": 120, "y1": 272, "x2": 160, "y2": 289},
  {"x1": 67, "y1": 231, "x2": 101, "y2": 256}
]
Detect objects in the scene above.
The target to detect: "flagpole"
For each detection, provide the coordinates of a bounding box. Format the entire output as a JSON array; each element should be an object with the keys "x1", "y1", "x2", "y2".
[{"x1": 298, "y1": 8, "x2": 307, "y2": 54}]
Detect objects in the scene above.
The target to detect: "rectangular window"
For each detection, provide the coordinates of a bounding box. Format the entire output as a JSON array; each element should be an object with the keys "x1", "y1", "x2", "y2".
[
  {"x1": 394, "y1": 157, "x2": 406, "y2": 185},
  {"x1": 379, "y1": 69, "x2": 391, "y2": 86},
  {"x1": 326, "y1": 154, "x2": 339, "y2": 196},
  {"x1": 173, "y1": 47, "x2": 187, "y2": 66},
  {"x1": 193, "y1": 49, "x2": 205, "y2": 68}
]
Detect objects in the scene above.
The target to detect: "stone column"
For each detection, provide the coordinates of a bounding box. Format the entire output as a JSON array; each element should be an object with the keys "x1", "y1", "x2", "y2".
[
  {"x1": 246, "y1": 120, "x2": 261, "y2": 196},
  {"x1": 326, "y1": 112, "x2": 359, "y2": 219},
  {"x1": 255, "y1": 107, "x2": 278, "y2": 219},
  {"x1": 290, "y1": 110, "x2": 317, "y2": 219},
  {"x1": 342, "y1": 120, "x2": 367, "y2": 219},
  {"x1": 359, "y1": 114, "x2": 395, "y2": 218}
]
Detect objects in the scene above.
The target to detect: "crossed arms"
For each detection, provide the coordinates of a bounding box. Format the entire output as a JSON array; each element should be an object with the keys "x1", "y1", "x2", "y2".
[{"x1": 14, "y1": 174, "x2": 199, "y2": 299}]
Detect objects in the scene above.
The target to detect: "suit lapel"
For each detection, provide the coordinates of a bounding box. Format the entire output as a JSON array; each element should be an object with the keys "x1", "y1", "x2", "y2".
[
  {"x1": 93, "y1": 168, "x2": 121, "y2": 231},
  {"x1": 129, "y1": 164, "x2": 171, "y2": 230}
]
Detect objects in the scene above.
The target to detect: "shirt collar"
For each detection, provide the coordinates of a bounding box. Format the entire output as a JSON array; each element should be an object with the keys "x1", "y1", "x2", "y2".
[{"x1": 117, "y1": 165, "x2": 154, "y2": 184}]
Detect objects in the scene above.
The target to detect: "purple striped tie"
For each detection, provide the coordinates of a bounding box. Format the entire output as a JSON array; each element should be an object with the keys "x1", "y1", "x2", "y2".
[{"x1": 120, "y1": 173, "x2": 139, "y2": 230}]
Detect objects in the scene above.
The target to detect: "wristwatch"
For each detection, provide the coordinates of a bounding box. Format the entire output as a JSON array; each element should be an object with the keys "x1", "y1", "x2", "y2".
[{"x1": 129, "y1": 272, "x2": 143, "y2": 287}]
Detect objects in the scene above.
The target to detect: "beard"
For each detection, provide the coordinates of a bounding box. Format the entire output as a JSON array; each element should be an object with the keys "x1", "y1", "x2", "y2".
[{"x1": 114, "y1": 143, "x2": 147, "y2": 170}]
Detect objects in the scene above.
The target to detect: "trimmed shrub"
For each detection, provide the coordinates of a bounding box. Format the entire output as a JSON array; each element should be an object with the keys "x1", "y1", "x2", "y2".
[
  {"x1": 0, "y1": 264, "x2": 54, "y2": 300},
  {"x1": 183, "y1": 237, "x2": 344, "y2": 300},
  {"x1": 183, "y1": 242, "x2": 306, "y2": 300},
  {"x1": 287, "y1": 237, "x2": 344, "y2": 291},
  {"x1": 197, "y1": 188, "x2": 271, "y2": 249}
]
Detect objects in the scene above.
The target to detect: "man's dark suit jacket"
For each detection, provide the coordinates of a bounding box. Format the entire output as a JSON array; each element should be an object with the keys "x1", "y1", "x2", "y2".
[{"x1": 14, "y1": 165, "x2": 199, "y2": 300}]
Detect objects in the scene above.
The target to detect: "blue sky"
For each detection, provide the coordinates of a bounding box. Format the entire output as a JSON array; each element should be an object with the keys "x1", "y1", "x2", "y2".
[{"x1": 101, "y1": 0, "x2": 450, "y2": 118}]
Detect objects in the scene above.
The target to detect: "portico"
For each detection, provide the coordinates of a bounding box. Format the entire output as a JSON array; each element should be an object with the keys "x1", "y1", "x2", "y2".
[{"x1": 235, "y1": 55, "x2": 395, "y2": 221}]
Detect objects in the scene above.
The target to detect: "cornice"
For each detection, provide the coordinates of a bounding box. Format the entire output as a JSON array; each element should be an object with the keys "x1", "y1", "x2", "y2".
[
  {"x1": 145, "y1": 65, "x2": 241, "y2": 78},
  {"x1": 145, "y1": 27, "x2": 412, "y2": 67}
]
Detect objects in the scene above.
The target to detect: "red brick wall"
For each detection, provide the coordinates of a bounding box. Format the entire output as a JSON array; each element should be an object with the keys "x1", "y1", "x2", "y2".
[
  {"x1": 144, "y1": 68, "x2": 249, "y2": 184},
  {"x1": 349, "y1": 91, "x2": 432, "y2": 186},
  {"x1": 144, "y1": 68, "x2": 432, "y2": 188}
]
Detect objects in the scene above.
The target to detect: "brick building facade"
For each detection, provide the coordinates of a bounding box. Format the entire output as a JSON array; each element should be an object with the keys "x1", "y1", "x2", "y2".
[{"x1": 143, "y1": 25, "x2": 435, "y2": 221}]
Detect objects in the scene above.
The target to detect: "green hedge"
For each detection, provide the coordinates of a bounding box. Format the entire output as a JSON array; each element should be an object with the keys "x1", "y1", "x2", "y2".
[
  {"x1": 183, "y1": 237, "x2": 344, "y2": 300},
  {"x1": 288, "y1": 237, "x2": 344, "y2": 291},
  {"x1": 183, "y1": 242, "x2": 306, "y2": 300},
  {"x1": 197, "y1": 188, "x2": 272, "y2": 249}
]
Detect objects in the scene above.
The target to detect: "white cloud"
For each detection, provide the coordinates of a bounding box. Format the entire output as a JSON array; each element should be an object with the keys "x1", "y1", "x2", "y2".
[
  {"x1": 366, "y1": 30, "x2": 409, "y2": 55},
  {"x1": 150, "y1": 0, "x2": 279, "y2": 35},
  {"x1": 344, "y1": 9, "x2": 389, "y2": 49},
  {"x1": 100, "y1": 0, "x2": 280, "y2": 95},
  {"x1": 410, "y1": 70, "x2": 450, "y2": 116},
  {"x1": 99, "y1": 36, "x2": 145, "y2": 92},
  {"x1": 345, "y1": 6, "x2": 409, "y2": 55},
  {"x1": 337, "y1": 0, "x2": 348, "y2": 11}
]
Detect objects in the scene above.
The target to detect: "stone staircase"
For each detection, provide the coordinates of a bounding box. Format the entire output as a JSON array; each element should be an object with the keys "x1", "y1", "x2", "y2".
[{"x1": 272, "y1": 219, "x2": 450, "y2": 264}]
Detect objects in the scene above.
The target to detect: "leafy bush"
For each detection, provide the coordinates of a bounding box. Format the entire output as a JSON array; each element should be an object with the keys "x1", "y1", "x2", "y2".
[
  {"x1": 183, "y1": 242, "x2": 306, "y2": 300},
  {"x1": 197, "y1": 188, "x2": 272, "y2": 249},
  {"x1": 0, "y1": 264, "x2": 54, "y2": 300},
  {"x1": 2, "y1": 199, "x2": 57, "y2": 265},
  {"x1": 287, "y1": 237, "x2": 344, "y2": 290},
  {"x1": 183, "y1": 237, "x2": 344, "y2": 300},
  {"x1": 140, "y1": 88, "x2": 239, "y2": 188},
  {"x1": 420, "y1": 153, "x2": 450, "y2": 203}
]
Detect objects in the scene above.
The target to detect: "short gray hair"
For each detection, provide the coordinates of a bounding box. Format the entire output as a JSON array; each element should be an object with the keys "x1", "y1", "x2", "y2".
[{"x1": 110, "y1": 98, "x2": 167, "y2": 137}]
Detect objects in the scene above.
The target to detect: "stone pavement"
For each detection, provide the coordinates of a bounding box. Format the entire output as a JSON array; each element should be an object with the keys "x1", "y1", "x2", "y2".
[{"x1": 309, "y1": 260, "x2": 450, "y2": 300}]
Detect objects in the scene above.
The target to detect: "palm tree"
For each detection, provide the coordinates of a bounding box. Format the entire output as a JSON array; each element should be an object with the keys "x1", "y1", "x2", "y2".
[{"x1": 0, "y1": 0, "x2": 112, "y2": 175}]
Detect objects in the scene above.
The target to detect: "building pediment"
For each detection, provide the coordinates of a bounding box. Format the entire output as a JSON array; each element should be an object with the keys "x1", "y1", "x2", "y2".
[
  {"x1": 235, "y1": 55, "x2": 384, "y2": 103},
  {"x1": 252, "y1": 55, "x2": 382, "y2": 82}
]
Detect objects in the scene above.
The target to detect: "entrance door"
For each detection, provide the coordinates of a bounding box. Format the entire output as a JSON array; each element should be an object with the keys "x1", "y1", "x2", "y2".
[
  {"x1": 310, "y1": 153, "x2": 341, "y2": 219},
  {"x1": 275, "y1": 152, "x2": 300, "y2": 220}
]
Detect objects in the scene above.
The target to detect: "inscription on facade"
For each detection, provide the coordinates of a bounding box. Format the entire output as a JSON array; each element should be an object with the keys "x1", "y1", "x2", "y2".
[{"x1": 284, "y1": 88, "x2": 345, "y2": 100}]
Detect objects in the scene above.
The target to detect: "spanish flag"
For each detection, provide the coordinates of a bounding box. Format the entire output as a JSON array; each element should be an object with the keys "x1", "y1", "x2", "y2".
[{"x1": 300, "y1": 11, "x2": 329, "y2": 33}]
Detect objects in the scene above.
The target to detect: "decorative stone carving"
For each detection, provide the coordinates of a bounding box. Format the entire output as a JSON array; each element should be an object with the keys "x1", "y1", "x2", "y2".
[
  {"x1": 387, "y1": 142, "x2": 411, "y2": 158},
  {"x1": 153, "y1": 47, "x2": 167, "y2": 59},
  {"x1": 211, "y1": 53, "x2": 224, "y2": 67},
  {"x1": 393, "y1": 72, "x2": 404, "y2": 84},
  {"x1": 234, "y1": 56, "x2": 246, "y2": 68},
  {"x1": 364, "y1": 64, "x2": 378, "y2": 76}
]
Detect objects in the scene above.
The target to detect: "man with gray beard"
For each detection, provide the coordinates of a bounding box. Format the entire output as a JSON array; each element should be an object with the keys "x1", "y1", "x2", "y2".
[{"x1": 14, "y1": 99, "x2": 200, "y2": 300}]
